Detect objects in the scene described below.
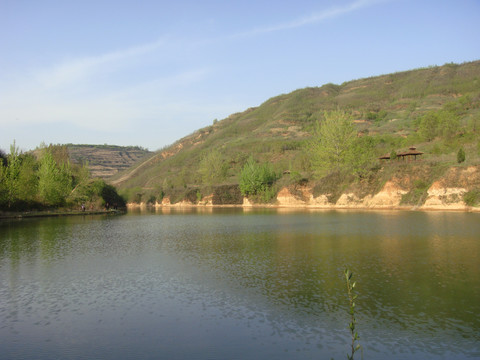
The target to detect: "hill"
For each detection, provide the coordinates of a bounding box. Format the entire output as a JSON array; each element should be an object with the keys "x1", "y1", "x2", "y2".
[
  {"x1": 66, "y1": 144, "x2": 152, "y2": 178},
  {"x1": 110, "y1": 61, "x2": 480, "y2": 209}
]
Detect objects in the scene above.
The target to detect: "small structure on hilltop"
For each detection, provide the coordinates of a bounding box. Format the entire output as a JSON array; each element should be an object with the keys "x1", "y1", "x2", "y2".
[{"x1": 379, "y1": 146, "x2": 424, "y2": 161}]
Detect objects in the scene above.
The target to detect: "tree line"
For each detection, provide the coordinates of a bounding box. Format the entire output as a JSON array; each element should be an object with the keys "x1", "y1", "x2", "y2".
[{"x1": 0, "y1": 142, "x2": 125, "y2": 211}]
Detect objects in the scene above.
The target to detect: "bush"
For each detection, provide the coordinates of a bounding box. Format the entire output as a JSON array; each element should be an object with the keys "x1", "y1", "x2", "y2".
[
  {"x1": 239, "y1": 156, "x2": 277, "y2": 197},
  {"x1": 400, "y1": 179, "x2": 430, "y2": 205},
  {"x1": 464, "y1": 189, "x2": 480, "y2": 206},
  {"x1": 457, "y1": 147, "x2": 466, "y2": 163}
]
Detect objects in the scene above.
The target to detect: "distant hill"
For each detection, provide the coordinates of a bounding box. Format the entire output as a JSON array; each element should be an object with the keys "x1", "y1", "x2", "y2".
[
  {"x1": 67, "y1": 144, "x2": 152, "y2": 178},
  {"x1": 109, "y1": 60, "x2": 480, "y2": 206}
]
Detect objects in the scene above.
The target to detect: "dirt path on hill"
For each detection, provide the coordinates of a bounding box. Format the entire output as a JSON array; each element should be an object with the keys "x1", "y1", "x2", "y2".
[{"x1": 110, "y1": 153, "x2": 160, "y2": 186}]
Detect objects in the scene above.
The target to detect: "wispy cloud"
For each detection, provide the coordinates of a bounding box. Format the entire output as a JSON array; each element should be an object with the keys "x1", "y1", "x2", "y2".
[
  {"x1": 34, "y1": 38, "x2": 168, "y2": 89},
  {"x1": 234, "y1": 0, "x2": 386, "y2": 37},
  {"x1": 0, "y1": 35, "x2": 211, "y2": 132},
  {"x1": 1, "y1": 0, "x2": 388, "y2": 148}
]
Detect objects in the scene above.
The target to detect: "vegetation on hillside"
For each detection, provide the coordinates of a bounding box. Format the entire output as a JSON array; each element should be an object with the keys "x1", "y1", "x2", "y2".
[
  {"x1": 0, "y1": 143, "x2": 125, "y2": 212},
  {"x1": 111, "y1": 60, "x2": 480, "y2": 205}
]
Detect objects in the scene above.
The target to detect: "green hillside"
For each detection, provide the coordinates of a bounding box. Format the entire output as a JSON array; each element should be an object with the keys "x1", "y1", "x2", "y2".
[{"x1": 111, "y1": 61, "x2": 480, "y2": 205}]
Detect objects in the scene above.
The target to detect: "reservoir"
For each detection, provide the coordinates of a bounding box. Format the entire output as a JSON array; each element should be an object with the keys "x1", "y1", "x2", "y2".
[{"x1": 1, "y1": 208, "x2": 479, "y2": 359}]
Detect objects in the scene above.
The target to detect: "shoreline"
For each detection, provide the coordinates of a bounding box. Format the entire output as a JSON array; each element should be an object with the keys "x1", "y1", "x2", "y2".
[
  {"x1": 126, "y1": 202, "x2": 480, "y2": 213},
  {"x1": 0, "y1": 209, "x2": 125, "y2": 220}
]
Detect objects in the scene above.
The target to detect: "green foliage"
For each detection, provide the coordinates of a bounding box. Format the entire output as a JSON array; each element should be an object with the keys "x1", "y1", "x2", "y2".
[
  {"x1": 457, "y1": 147, "x2": 466, "y2": 163},
  {"x1": 401, "y1": 179, "x2": 430, "y2": 206},
  {"x1": 239, "y1": 156, "x2": 277, "y2": 198},
  {"x1": 70, "y1": 178, "x2": 125, "y2": 209},
  {"x1": 463, "y1": 189, "x2": 480, "y2": 206},
  {"x1": 347, "y1": 136, "x2": 377, "y2": 178},
  {"x1": 0, "y1": 161, "x2": 6, "y2": 207},
  {"x1": 16, "y1": 154, "x2": 39, "y2": 203},
  {"x1": 198, "y1": 149, "x2": 228, "y2": 185},
  {"x1": 390, "y1": 149, "x2": 397, "y2": 160},
  {"x1": 417, "y1": 98, "x2": 467, "y2": 141},
  {"x1": 0, "y1": 144, "x2": 42, "y2": 210},
  {"x1": 99, "y1": 182, "x2": 126, "y2": 208},
  {"x1": 308, "y1": 111, "x2": 376, "y2": 179},
  {"x1": 4, "y1": 142, "x2": 21, "y2": 208},
  {"x1": 37, "y1": 149, "x2": 72, "y2": 206},
  {"x1": 309, "y1": 111, "x2": 356, "y2": 177},
  {"x1": 344, "y1": 268, "x2": 361, "y2": 360},
  {"x1": 0, "y1": 141, "x2": 125, "y2": 211}
]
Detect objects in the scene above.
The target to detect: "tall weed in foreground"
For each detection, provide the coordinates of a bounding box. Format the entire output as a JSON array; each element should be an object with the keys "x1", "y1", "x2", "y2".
[{"x1": 344, "y1": 268, "x2": 362, "y2": 360}]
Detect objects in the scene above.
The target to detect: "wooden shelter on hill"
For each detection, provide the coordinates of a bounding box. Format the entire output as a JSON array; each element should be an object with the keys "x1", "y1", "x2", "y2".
[{"x1": 379, "y1": 146, "x2": 424, "y2": 161}]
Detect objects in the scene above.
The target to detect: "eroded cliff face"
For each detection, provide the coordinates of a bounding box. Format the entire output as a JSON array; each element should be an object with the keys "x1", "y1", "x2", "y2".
[
  {"x1": 275, "y1": 165, "x2": 480, "y2": 211},
  {"x1": 423, "y1": 166, "x2": 479, "y2": 210}
]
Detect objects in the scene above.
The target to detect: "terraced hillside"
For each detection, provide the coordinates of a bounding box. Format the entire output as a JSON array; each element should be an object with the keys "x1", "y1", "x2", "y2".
[{"x1": 67, "y1": 144, "x2": 152, "y2": 178}]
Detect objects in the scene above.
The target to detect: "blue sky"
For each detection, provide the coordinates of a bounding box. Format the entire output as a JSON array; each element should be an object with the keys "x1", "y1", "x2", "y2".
[{"x1": 1, "y1": 0, "x2": 479, "y2": 152}]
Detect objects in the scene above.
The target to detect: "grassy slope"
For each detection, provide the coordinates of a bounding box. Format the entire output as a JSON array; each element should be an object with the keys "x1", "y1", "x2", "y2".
[{"x1": 110, "y1": 61, "x2": 480, "y2": 203}]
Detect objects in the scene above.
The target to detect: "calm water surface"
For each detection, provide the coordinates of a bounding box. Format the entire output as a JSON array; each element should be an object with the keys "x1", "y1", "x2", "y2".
[{"x1": 0, "y1": 208, "x2": 479, "y2": 359}]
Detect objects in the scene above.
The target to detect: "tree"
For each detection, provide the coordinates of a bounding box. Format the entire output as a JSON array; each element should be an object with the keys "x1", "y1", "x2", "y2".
[
  {"x1": 37, "y1": 149, "x2": 72, "y2": 206},
  {"x1": 4, "y1": 142, "x2": 21, "y2": 208},
  {"x1": 309, "y1": 110, "x2": 356, "y2": 176},
  {"x1": 239, "y1": 156, "x2": 277, "y2": 197},
  {"x1": 346, "y1": 136, "x2": 377, "y2": 178},
  {"x1": 418, "y1": 111, "x2": 440, "y2": 141},
  {"x1": 457, "y1": 147, "x2": 466, "y2": 163},
  {"x1": 0, "y1": 160, "x2": 6, "y2": 207},
  {"x1": 16, "y1": 154, "x2": 39, "y2": 204},
  {"x1": 390, "y1": 149, "x2": 397, "y2": 160},
  {"x1": 439, "y1": 110, "x2": 460, "y2": 140},
  {"x1": 198, "y1": 149, "x2": 228, "y2": 185},
  {"x1": 418, "y1": 105, "x2": 461, "y2": 142}
]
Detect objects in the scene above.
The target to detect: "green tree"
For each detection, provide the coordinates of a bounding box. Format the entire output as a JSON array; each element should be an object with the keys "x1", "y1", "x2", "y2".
[
  {"x1": 0, "y1": 160, "x2": 6, "y2": 207},
  {"x1": 418, "y1": 106, "x2": 461, "y2": 141},
  {"x1": 37, "y1": 149, "x2": 72, "y2": 206},
  {"x1": 310, "y1": 110, "x2": 356, "y2": 176},
  {"x1": 457, "y1": 147, "x2": 466, "y2": 163},
  {"x1": 346, "y1": 136, "x2": 377, "y2": 178},
  {"x1": 418, "y1": 111, "x2": 440, "y2": 141},
  {"x1": 198, "y1": 149, "x2": 228, "y2": 185},
  {"x1": 390, "y1": 149, "x2": 397, "y2": 160},
  {"x1": 439, "y1": 110, "x2": 460, "y2": 139},
  {"x1": 16, "y1": 154, "x2": 39, "y2": 204},
  {"x1": 239, "y1": 156, "x2": 277, "y2": 197},
  {"x1": 4, "y1": 142, "x2": 21, "y2": 208}
]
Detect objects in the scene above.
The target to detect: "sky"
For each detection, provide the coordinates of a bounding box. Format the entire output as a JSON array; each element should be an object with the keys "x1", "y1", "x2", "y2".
[{"x1": 1, "y1": 0, "x2": 479, "y2": 152}]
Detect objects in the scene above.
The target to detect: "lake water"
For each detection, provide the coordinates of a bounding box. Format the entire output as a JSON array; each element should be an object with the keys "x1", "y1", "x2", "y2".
[{"x1": 1, "y1": 208, "x2": 479, "y2": 359}]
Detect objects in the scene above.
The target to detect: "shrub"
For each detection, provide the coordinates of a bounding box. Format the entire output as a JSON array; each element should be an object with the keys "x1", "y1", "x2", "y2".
[
  {"x1": 239, "y1": 156, "x2": 277, "y2": 197},
  {"x1": 464, "y1": 189, "x2": 480, "y2": 206},
  {"x1": 457, "y1": 147, "x2": 466, "y2": 163}
]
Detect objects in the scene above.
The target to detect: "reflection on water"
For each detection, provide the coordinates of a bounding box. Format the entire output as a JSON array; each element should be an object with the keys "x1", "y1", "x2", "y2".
[{"x1": 1, "y1": 209, "x2": 479, "y2": 359}]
